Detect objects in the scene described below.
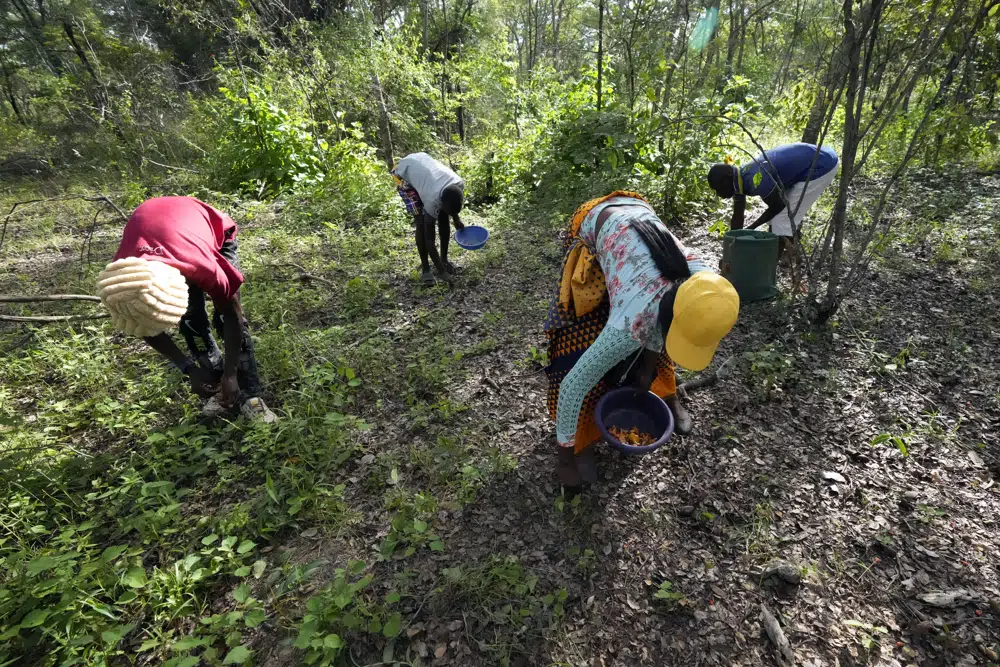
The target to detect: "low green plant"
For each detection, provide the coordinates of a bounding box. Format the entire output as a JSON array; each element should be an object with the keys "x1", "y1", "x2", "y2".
[
  {"x1": 292, "y1": 560, "x2": 403, "y2": 665},
  {"x1": 380, "y1": 491, "x2": 444, "y2": 559},
  {"x1": 742, "y1": 345, "x2": 796, "y2": 399},
  {"x1": 567, "y1": 546, "x2": 596, "y2": 572},
  {"x1": 654, "y1": 580, "x2": 687, "y2": 605},
  {"x1": 440, "y1": 555, "x2": 566, "y2": 623},
  {"x1": 871, "y1": 433, "x2": 909, "y2": 458},
  {"x1": 707, "y1": 219, "x2": 729, "y2": 239},
  {"x1": 844, "y1": 619, "x2": 888, "y2": 651}
]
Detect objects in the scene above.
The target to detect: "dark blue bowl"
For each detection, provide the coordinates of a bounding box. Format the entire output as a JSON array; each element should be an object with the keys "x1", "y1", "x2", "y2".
[
  {"x1": 596, "y1": 388, "x2": 674, "y2": 454},
  {"x1": 454, "y1": 225, "x2": 490, "y2": 250}
]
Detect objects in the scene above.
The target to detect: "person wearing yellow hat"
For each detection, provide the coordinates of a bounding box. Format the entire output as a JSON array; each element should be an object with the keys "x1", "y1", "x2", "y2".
[
  {"x1": 545, "y1": 193, "x2": 739, "y2": 489},
  {"x1": 97, "y1": 197, "x2": 274, "y2": 421}
]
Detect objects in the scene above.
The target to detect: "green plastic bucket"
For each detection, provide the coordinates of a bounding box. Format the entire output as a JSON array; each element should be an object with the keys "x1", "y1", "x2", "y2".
[{"x1": 720, "y1": 230, "x2": 779, "y2": 302}]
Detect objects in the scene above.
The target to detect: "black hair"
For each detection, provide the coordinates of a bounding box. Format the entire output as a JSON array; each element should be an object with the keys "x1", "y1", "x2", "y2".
[
  {"x1": 439, "y1": 184, "x2": 464, "y2": 228},
  {"x1": 707, "y1": 163, "x2": 735, "y2": 198},
  {"x1": 630, "y1": 216, "x2": 690, "y2": 336}
]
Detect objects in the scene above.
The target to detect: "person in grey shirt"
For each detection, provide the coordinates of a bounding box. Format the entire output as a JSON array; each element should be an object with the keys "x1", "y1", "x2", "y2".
[{"x1": 393, "y1": 152, "x2": 466, "y2": 285}]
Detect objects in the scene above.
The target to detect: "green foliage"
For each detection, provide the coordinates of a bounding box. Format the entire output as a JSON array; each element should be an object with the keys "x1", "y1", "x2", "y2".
[
  {"x1": 0, "y1": 523, "x2": 265, "y2": 666},
  {"x1": 210, "y1": 83, "x2": 327, "y2": 197},
  {"x1": 871, "y1": 433, "x2": 910, "y2": 458},
  {"x1": 2, "y1": 0, "x2": 999, "y2": 661},
  {"x1": 0, "y1": 309, "x2": 371, "y2": 663},
  {"x1": 380, "y1": 490, "x2": 444, "y2": 559},
  {"x1": 292, "y1": 560, "x2": 401, "y2": 665},
  {"x1": 439, "y1": 555, "x2": 566, "y2": 622},
  {"x1": 844, "y1": 619, "x2": 888, "y2": 651},
  {"x1": 741, "y1": 344, "x2": 796, "y2": 399},
  {"x1": 654, "y1": 580, "x2": 687, "y2": 605}
]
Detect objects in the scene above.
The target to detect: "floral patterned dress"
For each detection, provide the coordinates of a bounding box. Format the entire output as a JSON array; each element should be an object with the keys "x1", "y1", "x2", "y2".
[{"x1": 554, "y1": 197, "x2": 711, "y2": 448}]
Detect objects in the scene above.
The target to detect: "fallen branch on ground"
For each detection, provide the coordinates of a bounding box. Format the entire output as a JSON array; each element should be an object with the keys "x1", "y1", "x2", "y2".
[
  {"x1": 677, "y1": 356, "x2": 732, "y2": 396},
  {"x1": 143, "y1": 158, "x2": 201, "y2": 174},
  {"x1": 760, "y1": 604, "x2": 795, "y2": 666},
  {"x1": 288, "y1": 263, "x2": 338, "y2": 288},
  {"x1": 1, "y1": 293, "x2": 106, "y2": 324},
  {"x1": 0, "y1": 313, "x2": 109, "y2": 323},
  {"x1": 0, "y1": 294, "x2": 102, "y2": 303}
]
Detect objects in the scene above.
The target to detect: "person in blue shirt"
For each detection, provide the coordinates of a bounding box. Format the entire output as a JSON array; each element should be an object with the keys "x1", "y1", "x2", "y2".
[{"x1": 707, "y1": 143, "x2": 839, "y2": 240}]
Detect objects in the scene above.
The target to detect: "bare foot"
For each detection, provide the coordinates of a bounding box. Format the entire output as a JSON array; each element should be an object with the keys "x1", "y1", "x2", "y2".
[
  {"x1": 557, "y1": 444, "x2": 582, "y2": 491},
  {"x1": 576, "y1": 445, "x2": 598, "y2": 484},
  {"x1": 666, "y1": 394, "x2": 693, "y2": 435}
]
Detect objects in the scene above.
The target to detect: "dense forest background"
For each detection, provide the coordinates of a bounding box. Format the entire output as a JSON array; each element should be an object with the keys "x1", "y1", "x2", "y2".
[
  {"x1": 2, "y1": 0, "x2": 999, "y2": 664},
  {"x1": 2, "y1": 0, "x2": 998, "y2": 314}
]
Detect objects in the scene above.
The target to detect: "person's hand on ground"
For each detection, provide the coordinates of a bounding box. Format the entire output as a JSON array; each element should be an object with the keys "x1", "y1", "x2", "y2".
[
  {"x1": 189, "y1": 366, "x2": 219, "y2": 398},
  {"x1": 219, "y1": 373, "x2": 240, "y2": 409}
]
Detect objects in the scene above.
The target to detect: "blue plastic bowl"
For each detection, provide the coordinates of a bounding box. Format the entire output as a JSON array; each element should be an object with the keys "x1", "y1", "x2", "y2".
[
  {"x1": 454, "y1": 225, "x2": 490, "y2": 250},
  {"x1": 596, "y1": 388, "x2": 675, "y2": 454}
]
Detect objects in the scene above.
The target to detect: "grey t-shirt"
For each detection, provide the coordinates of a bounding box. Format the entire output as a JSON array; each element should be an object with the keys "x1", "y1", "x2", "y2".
[{"x1": 393, "y1": 152, "x2": 463, "y2": 218}]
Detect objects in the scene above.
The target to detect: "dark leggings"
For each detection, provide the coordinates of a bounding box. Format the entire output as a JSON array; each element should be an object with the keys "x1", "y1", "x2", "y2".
[{"x1": 178, "y1": 238, "x2": 261, "y2": 396}]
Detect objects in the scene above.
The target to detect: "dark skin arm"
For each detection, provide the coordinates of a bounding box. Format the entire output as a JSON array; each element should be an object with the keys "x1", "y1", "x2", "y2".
[
  {"x1": 213, "y1": 295, "x2": 244, "y2": 408},
  {"x1": 632, "y1": 349, "x2": 660, "y2": 392},
  {"x1": 748, "y1": 189, "x2": 785, "y2": 230},
  {"x1": 730, "y1": 195, "x2": 747, "y2": 230},
  {"x1": 143, "y1": 334, "x2": 217, "y2": 397}
]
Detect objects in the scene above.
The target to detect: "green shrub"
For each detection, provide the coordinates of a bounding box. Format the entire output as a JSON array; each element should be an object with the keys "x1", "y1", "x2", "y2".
[{"x1": 209, "y1": 84, "x2": 327, "y2": 197}]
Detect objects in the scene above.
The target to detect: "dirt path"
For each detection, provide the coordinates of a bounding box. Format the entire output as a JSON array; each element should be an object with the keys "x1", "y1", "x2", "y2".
[{"x1": 258, "y1": 185, "x2": 1000, "y2": 666}]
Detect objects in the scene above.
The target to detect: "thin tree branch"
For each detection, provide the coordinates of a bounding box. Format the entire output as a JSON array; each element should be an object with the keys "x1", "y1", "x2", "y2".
[
  {"x1": 0, "y1": 314, "x2": 109, "y2": 322},
  {"x1": 0, "y1": 294, "x2": 101, "y2": 303},
  {"x1": 0, "y1": 194, "x2": 127, "y2": 255}
]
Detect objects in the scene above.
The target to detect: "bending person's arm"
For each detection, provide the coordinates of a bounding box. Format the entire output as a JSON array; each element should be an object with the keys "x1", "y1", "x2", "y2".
[
  {"x1": 555, "y1": 326, "x2": 642, "y2": 448},
  {"x1": 144, "y1": 333, "x2": 216, "y2": 397},
  {"x1": 214, "y1": 296, "x2": 244, "y2": 407},
  {"x1": 749, "y1": 189, "x2": 785, "y2": 230},
  {"x1": 730, "y1": 195, "x2": 747, "y2": 230}
]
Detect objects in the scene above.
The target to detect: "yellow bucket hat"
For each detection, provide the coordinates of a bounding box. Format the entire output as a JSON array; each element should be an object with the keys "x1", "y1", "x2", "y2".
[
  {"x1": 96, "y1": 257, "x2": 189, "y2": 337},
  {"x1": 666, "y1": 272, "x2": 740, "y2": 371}
]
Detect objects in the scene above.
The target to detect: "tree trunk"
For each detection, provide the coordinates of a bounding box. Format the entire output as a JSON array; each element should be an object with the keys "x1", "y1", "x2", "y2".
[
  {"x1": 725, "y1": 0, "x2": 738, "y2": 75},
  {"x1": 1, "y1": 62, "x2": 26, "y2": 124},
  {"x1": 775, "y1": 0, "x2": 803, "y2": 94},
  {"x1": 421, "y1": 0, "x2": 429, "y2": 51},
  {"x1": 816, "y1": 0, "x2": 881, "y2": 321},
  {"x1": 801, "y1": 52, "x2": 844, "y2": 144},
  {"x1": 371, "y1": 69, "x2": 394, "y2": 169},
  {"x1": 816, "y1": 0, "x2": 860, "y2": 321},
  {"x1": 456, "y1": 82, "x2": 466, "y2": 142},
  {"x1": 596, "y1": 0, "x2": 604, "y2": 111},
  {"x1": 10, "y1": 0, "x2": 64, "y2": 75},
  {"x1": 440, "y1": 0, "x2": 449, "y2": 139},
  {"x1": 62, "y1": 22, "x2": 101, "y2": 85},
  {"x1": 551, "y1": 0, "x2": 563, "y2": 62}
]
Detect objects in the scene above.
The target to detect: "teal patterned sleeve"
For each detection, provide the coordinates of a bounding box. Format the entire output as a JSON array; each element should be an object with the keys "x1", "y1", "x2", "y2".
[{"x1": 555, "y1": 326, "x2": 642, "y2": 447}]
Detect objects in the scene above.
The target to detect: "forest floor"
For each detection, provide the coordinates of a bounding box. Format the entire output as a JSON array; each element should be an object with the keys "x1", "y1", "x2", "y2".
[{"x1": 1, "y1": 172, "x2": 999, "y2": 667}]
